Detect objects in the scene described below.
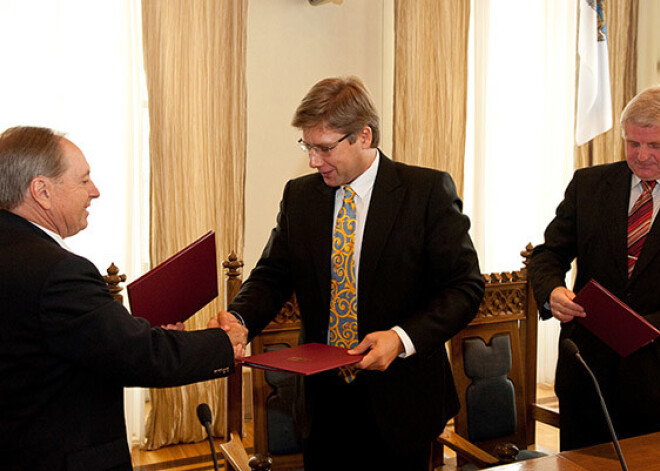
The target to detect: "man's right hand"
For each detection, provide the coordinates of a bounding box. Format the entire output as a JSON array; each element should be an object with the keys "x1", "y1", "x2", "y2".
[
  {"x1": 549, "y1": 286, "x2": 586, "y2": 323},
  {"x1": 209, "y1": 311, "x2": 248, "y2": 358}
]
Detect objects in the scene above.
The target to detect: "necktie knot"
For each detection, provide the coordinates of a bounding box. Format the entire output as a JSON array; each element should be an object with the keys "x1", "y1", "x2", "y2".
[
  {"x1": 643, "y1": 180, "x2": 657, "y2": 193},
  {"x1": 343, "y1": 185, "x2": 356, "y2": 203}
]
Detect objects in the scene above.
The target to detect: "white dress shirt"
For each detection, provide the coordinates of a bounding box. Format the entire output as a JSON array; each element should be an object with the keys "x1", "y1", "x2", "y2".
[{"x1": 332, "y1": 151, "x2": 416, "y2": 357}]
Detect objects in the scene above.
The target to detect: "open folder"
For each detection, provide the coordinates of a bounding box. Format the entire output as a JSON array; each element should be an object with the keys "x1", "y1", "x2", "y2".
[
  {"x1": 127, "y1": 231, "x2": 218, "y2": 327},
  {"x1": 573, "y1": 279, "x2": 660, "y2": 357},
  {"x1": 238, "y1": 343, "x2": 364, "y2": 376}
]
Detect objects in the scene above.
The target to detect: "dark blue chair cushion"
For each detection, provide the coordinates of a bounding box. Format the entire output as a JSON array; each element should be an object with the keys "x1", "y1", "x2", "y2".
[{"x1": 463, "y1": 335, "x2": 517, "y2": 442}]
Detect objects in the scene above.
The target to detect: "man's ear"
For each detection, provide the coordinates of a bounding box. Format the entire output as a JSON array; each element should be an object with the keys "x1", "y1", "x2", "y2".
[
  {"x1": 359, "y1": 126, "x2": 373, "y2": 149},
  {"x1": 29, "y1": 177, "x2": 52, "y2": 210}
]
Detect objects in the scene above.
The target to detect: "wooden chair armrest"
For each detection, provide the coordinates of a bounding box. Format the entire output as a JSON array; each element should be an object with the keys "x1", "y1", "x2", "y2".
[
  {"x1": 436, "y1": 428, "x2": 501, "y2": 468},
  {"x1": 531, "y1": 403, "x2": 560, "y2": 428},
  {"x1": 220, "y1": 432, "x2": 251, "y2": 471}
]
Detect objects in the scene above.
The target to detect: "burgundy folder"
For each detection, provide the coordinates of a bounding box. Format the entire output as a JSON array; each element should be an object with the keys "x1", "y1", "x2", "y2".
[
  {"x1": 573, "y1": 279, "x2": 660, "y2": 357},
  {"x1": 127, "y1": 231, "x2": 218, "y2": 327},
  {"x1": 238, "y1": 343, "x2": 364, "y2": 376}
]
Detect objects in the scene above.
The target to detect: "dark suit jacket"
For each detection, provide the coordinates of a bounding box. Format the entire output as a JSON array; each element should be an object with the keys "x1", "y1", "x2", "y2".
[
  {"x1": 529, "y1": 161, "x2": 660, "y2": 446},
  {"x1": 0, "y1": 210, "x2": 235, "y2": 471},
  {"x1": 229, "y1": 154, "x2": 484, "y2": 451}
]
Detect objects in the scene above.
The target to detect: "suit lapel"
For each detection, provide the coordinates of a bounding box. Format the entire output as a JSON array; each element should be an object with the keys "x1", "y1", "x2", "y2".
[
  {"x1": 359, "y1": 155, "x2": 404, "y2": 308},
  {"x1": 306, "y1": 181, "x2": 336, "y2": 315},
  {"x1": 596, "y1": 163, "x2": 630, "y2": 281},
  {"x1": 604, "y1": 162, "x2": 660, "y2": 284}
]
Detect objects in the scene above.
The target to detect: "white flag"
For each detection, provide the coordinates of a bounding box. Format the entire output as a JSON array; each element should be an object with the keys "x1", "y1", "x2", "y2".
[{"x1": 575, "y1": 0, "x2": 612, "y2": 146}]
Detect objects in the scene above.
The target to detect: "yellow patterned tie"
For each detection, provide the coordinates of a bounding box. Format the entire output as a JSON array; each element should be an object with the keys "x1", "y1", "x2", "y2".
[{"x1": 328, "y1": 186, "x2": 358, "y2": 382}]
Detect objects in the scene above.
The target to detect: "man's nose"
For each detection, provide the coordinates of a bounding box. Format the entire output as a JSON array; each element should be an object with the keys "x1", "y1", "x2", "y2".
[
  {"x1": 308, "y1": 150, "x2": 323, "y2": 168},
  {"x1": 89, "y1": 180, "x2": 101, "y2": 199}
]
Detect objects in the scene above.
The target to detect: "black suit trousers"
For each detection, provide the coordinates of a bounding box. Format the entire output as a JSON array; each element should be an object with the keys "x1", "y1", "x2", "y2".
[{"x1": 302, "y1": 371, "x2": 430, "y2": 471}]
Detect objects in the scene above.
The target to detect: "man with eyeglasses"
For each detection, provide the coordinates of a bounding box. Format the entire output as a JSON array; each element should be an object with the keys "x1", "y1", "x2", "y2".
[{"x1": 218, "y1": 76, "x2": 484, "y2": 470}]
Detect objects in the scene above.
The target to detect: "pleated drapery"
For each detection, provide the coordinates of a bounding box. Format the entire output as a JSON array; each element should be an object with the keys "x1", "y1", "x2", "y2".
[
  {"x1": 393, "y1": 0, "x2": 470, "y2": 197},
  {"x1": 141, "y1": 0, "x2": 247, "y2": 449}
]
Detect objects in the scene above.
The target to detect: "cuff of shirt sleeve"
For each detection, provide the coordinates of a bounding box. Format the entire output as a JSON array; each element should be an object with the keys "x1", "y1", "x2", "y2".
[
  {"x1": 391, "y1": 326, "x2": 415, "y2": 358},
  {"x1": 229, "y1": 310, "x2": 246, "y2": 326}
]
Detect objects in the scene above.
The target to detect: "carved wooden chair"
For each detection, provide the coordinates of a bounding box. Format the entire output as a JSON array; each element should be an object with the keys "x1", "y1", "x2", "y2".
[
  {"x1": 221, "y1": 352, "x2": 273, "y2": 471},
  {"x1": 223, "y1": 253, "x2": 304, "y2": 471},
  {"x1": 249, "y1": 300, "x2": 304, "y2": 470},
  {"x1": 220, "y1": 253, "x2": 251, "y2": 471},
  {"x1": 434, "y1": 244, "x2": 560, "y2": 468}
]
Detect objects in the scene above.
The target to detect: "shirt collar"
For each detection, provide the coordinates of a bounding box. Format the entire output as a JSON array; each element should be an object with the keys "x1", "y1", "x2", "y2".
[
  {"x1": 632, "y1": 174, "x2": 658, "y2": 189},
  {"x1": 29, "y1": 221, "x2": 71, "y2": 251},
  {"x1": 343, "y1": 150, "x2": 380, "y2": 199}
]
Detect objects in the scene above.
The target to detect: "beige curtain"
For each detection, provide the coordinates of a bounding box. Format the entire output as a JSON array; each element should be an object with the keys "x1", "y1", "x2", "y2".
[
  {"x1": 576, "y1": 0, "x2": 638, "y2": 168},
  {"x1": 141, "y1": 0, "x2": 247, "y2": 449},
  {"x1": 393, "y1": 0, "x2": 470, "y2": 196}
]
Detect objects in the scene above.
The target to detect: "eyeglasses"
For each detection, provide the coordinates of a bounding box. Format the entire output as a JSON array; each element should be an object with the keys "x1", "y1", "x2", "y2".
[{"x1": 297, "y1": 133, "x2": 351, "y2": 156}]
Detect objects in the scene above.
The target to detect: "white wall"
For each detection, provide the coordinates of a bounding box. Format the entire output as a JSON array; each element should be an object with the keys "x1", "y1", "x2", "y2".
[{"x1": 244, "y1": 0, "x2": 393, "y2": 274}]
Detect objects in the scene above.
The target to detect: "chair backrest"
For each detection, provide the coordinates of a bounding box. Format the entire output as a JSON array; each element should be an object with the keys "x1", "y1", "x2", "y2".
[
  {"x1": 449, "y1": 244, "x2": 558, "y2": 461},
  {"x1": 223, "y1": 253, "x2": 304, "y2": 471},
  {"x1": 248, "y1": 296, "x2": 304, "y2": 469},
  {"x1": 222, "y1": 253, "x2": 275, "y2": 471},
  {"x1": 450, "y1": 269, "x2": 531, "y2": 455}
]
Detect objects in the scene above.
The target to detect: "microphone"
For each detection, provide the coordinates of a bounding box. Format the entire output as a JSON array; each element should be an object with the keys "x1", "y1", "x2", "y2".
[
  {"x1": 561, "y1": 339, "x2": 628, "y2": 471},
  {"x1": 196, "y1": 403, "x2": 220, "y2": 471}
]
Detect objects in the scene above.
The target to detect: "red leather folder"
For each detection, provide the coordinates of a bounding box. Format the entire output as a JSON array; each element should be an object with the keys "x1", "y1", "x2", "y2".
[
  {"x1": 127, "y1": 231, "x2": 218, "y2": 327},
  {"x1": 573, "y1": 279, "x2": 660, "y2": 357},
  {"x1": 238, "y1": 343, "x2": 364, "y2": 376}
]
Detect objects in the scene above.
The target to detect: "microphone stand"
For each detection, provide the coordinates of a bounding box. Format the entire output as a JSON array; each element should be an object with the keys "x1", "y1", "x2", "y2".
[
  {"x1": 204, "y1": 425, "x2": 220, "y2": 471},
  {"x1": 573, "y1": 352, "x2": 627, "y2": 471},
  {"x1": 197, "y1": 403, "x2": 220, "y2": 471}
]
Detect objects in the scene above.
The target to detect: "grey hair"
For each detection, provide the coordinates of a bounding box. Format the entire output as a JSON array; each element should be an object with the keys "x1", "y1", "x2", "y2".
[
  {"x1": 620, "y1": 85, "x2": 660, "y2": 138},
  {"x1": 0, "y1": 126, "x2": 67, "y2": 210}
]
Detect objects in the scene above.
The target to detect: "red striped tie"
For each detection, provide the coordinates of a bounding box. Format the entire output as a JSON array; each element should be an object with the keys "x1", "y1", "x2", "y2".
[{"x1": 627, "y1": 180, "x2": 657, "y2": 277}]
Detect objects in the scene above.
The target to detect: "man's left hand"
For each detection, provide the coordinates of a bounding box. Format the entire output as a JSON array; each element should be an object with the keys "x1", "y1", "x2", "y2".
[{"x1": 349, "y1": 330, "x2": 404, "y2": 371}]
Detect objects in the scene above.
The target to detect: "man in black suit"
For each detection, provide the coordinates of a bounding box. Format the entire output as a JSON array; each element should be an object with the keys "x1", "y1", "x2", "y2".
[
  {"x1": 0, "y1": 126, "x2": 247, "y2": 470},
  {"x1": 529, "y1": 86, "x2": 660, "y2": 451},
  {"x1": 218, "y1": 77, "x2": 484, "y2": 469}
]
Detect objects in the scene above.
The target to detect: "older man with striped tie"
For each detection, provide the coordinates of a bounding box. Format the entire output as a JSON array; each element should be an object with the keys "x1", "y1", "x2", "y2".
[{"x1": 529, "y1": 85, "x2": 660, "y2": 452}]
